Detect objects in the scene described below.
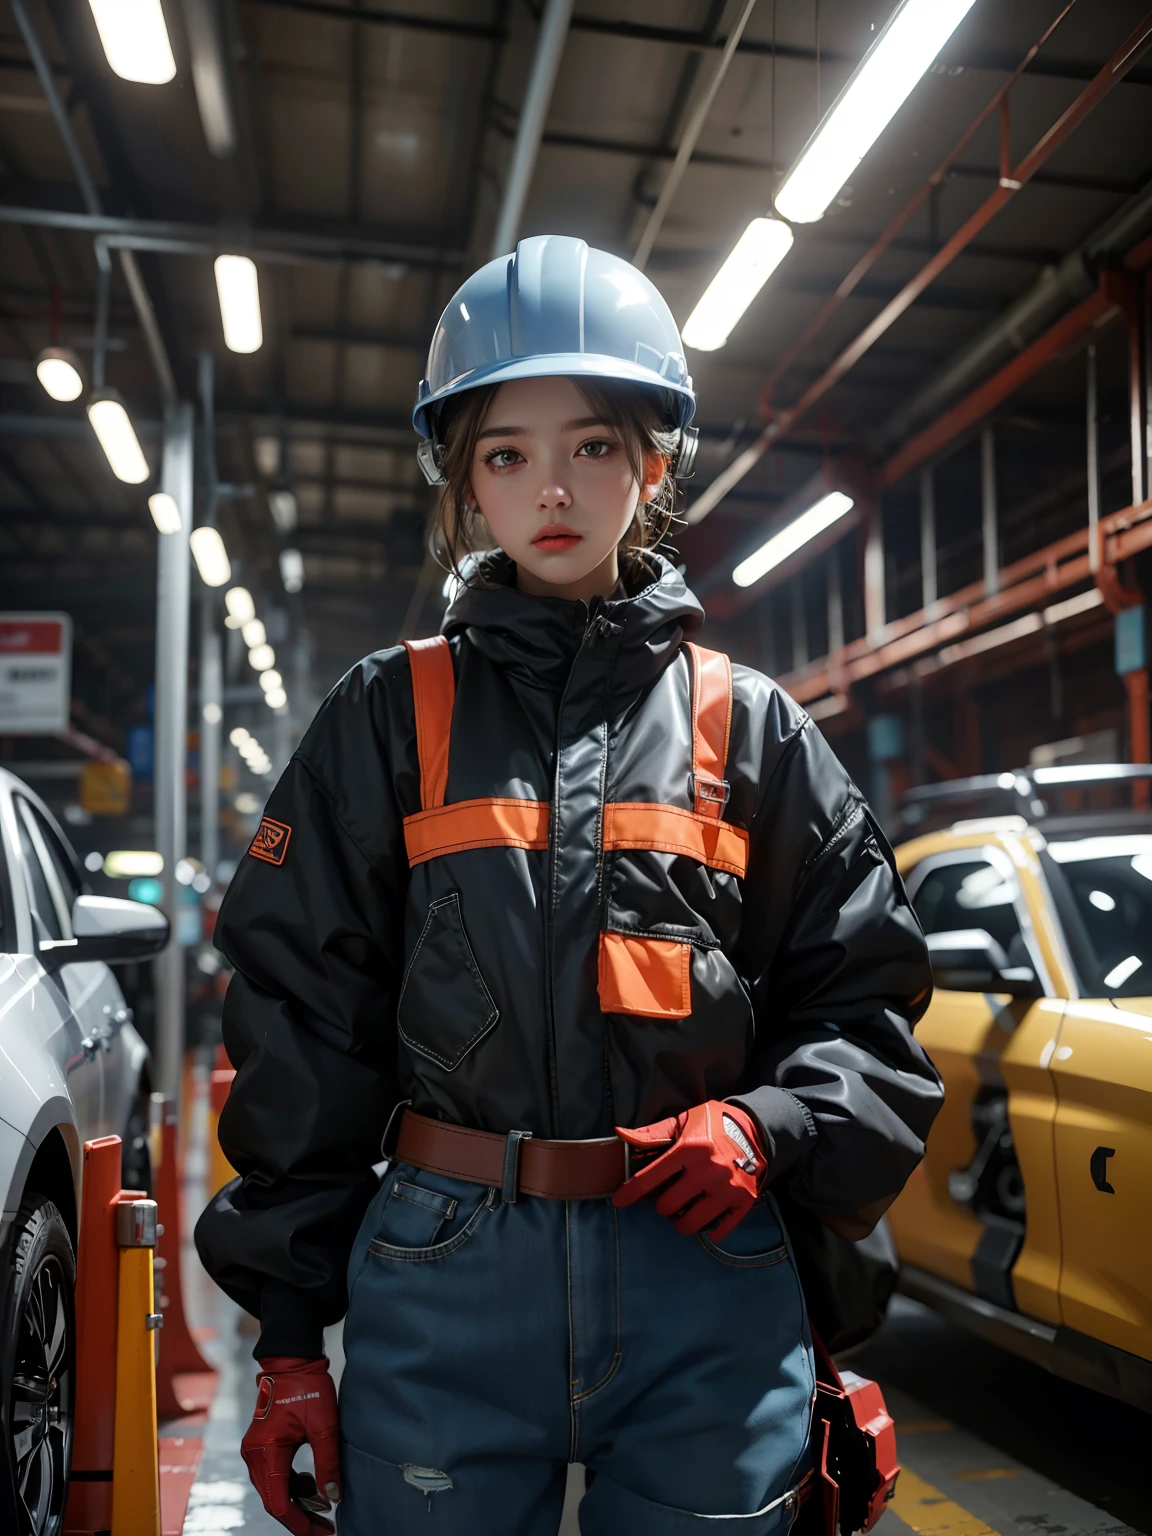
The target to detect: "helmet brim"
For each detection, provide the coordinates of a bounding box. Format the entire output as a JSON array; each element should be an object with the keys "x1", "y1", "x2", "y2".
[{"x1": 413, "y1": 352, "x2": 696, "y2": 440}]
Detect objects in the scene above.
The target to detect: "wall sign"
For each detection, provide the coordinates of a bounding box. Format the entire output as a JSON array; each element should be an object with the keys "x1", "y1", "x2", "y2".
[{"x1": 0, "y1": 613, "x2": 72, "y2": 734}]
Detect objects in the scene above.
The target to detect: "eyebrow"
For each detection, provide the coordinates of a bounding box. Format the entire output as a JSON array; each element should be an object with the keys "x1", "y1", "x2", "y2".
[{"x1": 477, "y1": 416, "x2": 610, "y2": 441}]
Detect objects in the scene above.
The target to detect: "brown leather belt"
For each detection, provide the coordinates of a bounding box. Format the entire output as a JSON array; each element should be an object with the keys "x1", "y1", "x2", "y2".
[{"x1": 394, "y1": 1108, "x2": 631, "y2": 1201}]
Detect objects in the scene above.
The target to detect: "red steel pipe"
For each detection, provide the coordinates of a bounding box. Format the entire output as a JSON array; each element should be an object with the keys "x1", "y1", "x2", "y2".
[{"x1": 692, "y1": 8, "x2": 1152, "y2": 523}]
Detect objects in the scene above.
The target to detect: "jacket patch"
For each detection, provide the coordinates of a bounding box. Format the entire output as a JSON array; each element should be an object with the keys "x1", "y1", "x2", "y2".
[
  {"x1": 248, "y1": 817, "x2": 292, "y2": 866},
  {"x1": 598, "y1": 931, "x2": 692, "y2": 1019}
]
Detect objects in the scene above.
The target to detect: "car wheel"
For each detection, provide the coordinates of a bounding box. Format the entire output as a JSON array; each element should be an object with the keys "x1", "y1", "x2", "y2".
[
  {"x1": 120, "y1": 1097, "x2": 152, "y2": 1196},
  {"x1": 0, "y1": 1195, "x2": 75, "y2": 1536}
]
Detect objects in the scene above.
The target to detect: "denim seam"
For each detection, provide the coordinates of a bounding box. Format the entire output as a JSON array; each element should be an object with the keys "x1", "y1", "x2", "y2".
[
  {"x1": 392, "y1": 1182, "x2": 457, "y2": 1220},
  {"x1": 696, "y1": 1236, "x2": 789, "y2": 1269},
  {"x1": 565, "y1": 1201, "x2": 580, "y2": 1464},
  {"x1": 572, "y1": 1201, "x2": 624, "y2": 1402},
  {"x1": 368, "y1": 1188, "x2": 494, "y2": 1262}
]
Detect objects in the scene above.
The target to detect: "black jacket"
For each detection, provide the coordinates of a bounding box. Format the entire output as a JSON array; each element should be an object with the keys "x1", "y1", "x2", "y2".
[{"x1": 195, "y1": 551, "x2": 941, "y2": 1357}]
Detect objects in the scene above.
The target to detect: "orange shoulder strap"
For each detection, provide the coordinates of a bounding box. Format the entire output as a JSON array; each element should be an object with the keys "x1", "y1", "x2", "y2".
[
  {"x1": 403, "y1": 636, "x2": 455, "y2": 811},
  {"x1": 685, "y1": 642, "x2": 732, "y2": 819}
]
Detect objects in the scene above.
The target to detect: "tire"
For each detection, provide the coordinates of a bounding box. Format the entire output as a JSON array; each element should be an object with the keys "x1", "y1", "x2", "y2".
[
  {"x1": 120, "y1": 1097, "x2": 152, "y2": 1197},
  {"x1": 0, "y1": 1195, "x2": 76, "y2": 1536}
]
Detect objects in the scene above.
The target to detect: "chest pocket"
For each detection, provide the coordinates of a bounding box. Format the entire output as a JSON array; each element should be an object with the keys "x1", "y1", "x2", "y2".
[
  {"x1": 597, "y1": 643, "x2": 748, "y2": 1022},
  {"x1": 397, "y1": 893, "x2": 498, "y2": 1070}
]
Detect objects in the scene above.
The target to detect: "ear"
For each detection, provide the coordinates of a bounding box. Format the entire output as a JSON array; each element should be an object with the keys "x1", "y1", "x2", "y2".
[{"x1": 640, "y1": 450, "x2": 668, "y2": 503}]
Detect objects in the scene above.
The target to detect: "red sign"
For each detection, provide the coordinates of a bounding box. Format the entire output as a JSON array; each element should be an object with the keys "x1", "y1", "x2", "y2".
[
  {"x1": 0, "y1": 612, "x2": 72, "y2": 733},
  {"x1": 0, "y1": 620, "x2": 65, "y2": 654}
]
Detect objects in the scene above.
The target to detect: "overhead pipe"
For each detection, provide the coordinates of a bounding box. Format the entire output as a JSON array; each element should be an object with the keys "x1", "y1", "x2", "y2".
[
  {"x1": 489, "y1": 0, "x2": 573, "y2": 259},
  {"x1": 181, "y1": 0, "x2": 239, "y2": 158},
  {"x1": 686, "y1": 7, "x2": 1152, "y2": 525},
  {"x1": 877, "y1": 174, "x2": 1152, "y2": 452},
  {"x1": 11, "y1": 0, "x2": 178, "y2": 405},
  {"x1": 632, "y1": 0, "x2": 760, "y2": 270},
  {"x1": 758, "y1": 3, "x2": 1077, "y2": 406}
]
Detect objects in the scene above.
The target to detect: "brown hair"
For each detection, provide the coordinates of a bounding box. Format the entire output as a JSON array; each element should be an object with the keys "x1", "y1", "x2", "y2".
[{"x1": 430, "y1": 377, "x2": 682, "y2": 584}]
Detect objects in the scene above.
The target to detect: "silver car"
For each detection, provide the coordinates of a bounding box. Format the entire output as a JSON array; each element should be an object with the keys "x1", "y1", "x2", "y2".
[{"x1": 0, "y1": 768, "x2": 168, "y2": 1534}]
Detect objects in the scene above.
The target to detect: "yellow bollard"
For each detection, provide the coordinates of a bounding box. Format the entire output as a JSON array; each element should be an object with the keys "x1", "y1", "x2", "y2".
[{"x1": 110, "y1": 1199, "x2": 162, "y2": 1536}]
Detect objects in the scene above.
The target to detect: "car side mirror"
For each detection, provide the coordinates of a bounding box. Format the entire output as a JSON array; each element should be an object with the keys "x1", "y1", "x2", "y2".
[
  {"x1": 926, "y1": 928, "x2": 1041, "y2": 998},
  {"x1": 38, "y1": 894, "x2": 170, "y2": 970}
]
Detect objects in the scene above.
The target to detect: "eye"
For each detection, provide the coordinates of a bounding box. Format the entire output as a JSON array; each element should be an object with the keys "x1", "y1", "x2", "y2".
[
  {"x1": 482, "y1": 447, "x2": 524, "y2": 469},
  {"x1": 577, "y1": 438, "x2": 614, "y2": 460}
]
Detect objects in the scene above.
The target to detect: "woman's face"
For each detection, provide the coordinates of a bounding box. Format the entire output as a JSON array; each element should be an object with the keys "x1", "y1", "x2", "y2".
[{"x1": 467, "y1": 375, "x2": 664, "y2": 602}]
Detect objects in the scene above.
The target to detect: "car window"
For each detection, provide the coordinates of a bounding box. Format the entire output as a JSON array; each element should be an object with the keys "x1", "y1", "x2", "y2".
[
  {"x1": 29, "y1": 806, "x2": 80, "y2": 916},
  {"x1": 1044, "y1": 836, "x2": 1152, "y2": 998},
  {"x1": 911, "y1": 858, "x2": 1029, "y2": 968},
  {"x1": 14, "y1": 801, "x2": 64, "y2": 943}
]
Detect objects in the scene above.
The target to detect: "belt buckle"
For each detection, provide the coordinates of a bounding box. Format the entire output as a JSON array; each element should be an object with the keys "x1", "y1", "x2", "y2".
[
  {"x1": 378, "y1": 1098, "x2": 412, "y2": 1166},
  {"x1": 501, "y1": 1129, "x2": 533, "y2": 1204}
]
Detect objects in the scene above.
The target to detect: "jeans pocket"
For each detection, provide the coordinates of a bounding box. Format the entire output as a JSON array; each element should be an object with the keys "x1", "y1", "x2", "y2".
[
  {"x1": 698, "y1": 1197, "x2": 789, "y2": 1269},
  {"x1": 368, "y1": 1181, "x2": 495, "y2": 1263},
  {"x1": 397, "y1": 892, "x2": 499, "y2": 1070}
]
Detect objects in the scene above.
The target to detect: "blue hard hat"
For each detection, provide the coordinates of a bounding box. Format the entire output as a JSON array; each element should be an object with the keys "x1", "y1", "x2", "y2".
[{"x1": 413, "y1": 235, "x2": 697, "y2": 484}]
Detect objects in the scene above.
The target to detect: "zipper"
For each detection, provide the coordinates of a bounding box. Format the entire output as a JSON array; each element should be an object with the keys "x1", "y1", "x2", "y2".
[{"x1": 542, "y1": 605, "x2": 620, "y2": 1136}]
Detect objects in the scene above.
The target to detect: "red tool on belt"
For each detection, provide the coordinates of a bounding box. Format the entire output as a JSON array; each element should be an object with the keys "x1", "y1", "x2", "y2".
[{"x1": 796, "y1": 1329, "x2": 900, "y2": 1536}]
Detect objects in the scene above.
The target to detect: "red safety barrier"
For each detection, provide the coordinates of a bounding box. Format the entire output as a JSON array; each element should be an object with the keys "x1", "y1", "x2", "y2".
[
  {"x1": 152, "y1": 1093, "x2": 217, "y2": 1419},
  {"x1": 64, "y1": 1136, "x2": 128, "y2": 1536}
]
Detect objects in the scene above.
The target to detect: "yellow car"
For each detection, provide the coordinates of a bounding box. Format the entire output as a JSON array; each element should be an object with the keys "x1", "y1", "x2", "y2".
[{"x1": 888, "y1": 765, "x2": 1152, "y2": 1411}]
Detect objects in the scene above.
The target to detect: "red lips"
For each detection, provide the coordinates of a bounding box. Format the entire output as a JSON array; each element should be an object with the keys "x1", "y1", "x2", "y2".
[{"x1": 533, "y1": 523, "x2": 582, "y2": 552}]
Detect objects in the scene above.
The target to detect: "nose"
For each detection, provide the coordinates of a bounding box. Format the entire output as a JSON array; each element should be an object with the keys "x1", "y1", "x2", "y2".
[{"x1": 537, "y1": 480, "x2": 572, "y2": 511}]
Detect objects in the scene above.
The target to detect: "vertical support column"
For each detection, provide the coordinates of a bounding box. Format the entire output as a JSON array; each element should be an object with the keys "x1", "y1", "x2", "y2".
[
  {"x1": 791, "y1": 574, "x2": 808, "y2": 669},
  {"x1": 919, "y1": 466, "x2": 937, "y2": 614},
  {"x1": 981, "y1": 425, "x2": 999, "y2": 596},
  {"x1": 1144, "y1": 273, "x2": 1152, "y2": 504},
  {"x1": 1087, "y1": 342, "x2": 1101, "y2": 572},
  {"x1": 153, "y1": 403, "x2": 193, "y2": 1099},
  {"x1": 1127, "y1": 274, "x2": 1147, "y2": 508},
  {"x1": 827, "y1": 545, "x2": 844, "y2": 655},
  {"x1": 862, "y1": 499, "x2": 885, "y2": 639},
  {"x1": 199, "y1": 603, "x2": 222, "y2": 884}
]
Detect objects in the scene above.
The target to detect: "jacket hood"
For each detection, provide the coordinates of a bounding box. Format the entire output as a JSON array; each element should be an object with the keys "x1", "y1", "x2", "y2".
[{"x1": 441, "y1": 548, "x2": 704, "y2": 694}]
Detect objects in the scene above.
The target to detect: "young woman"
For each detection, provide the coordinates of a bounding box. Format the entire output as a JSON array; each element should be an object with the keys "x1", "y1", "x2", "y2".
[{"x1": 197, "y1": 235, "x2": 942, "y2": 1536}]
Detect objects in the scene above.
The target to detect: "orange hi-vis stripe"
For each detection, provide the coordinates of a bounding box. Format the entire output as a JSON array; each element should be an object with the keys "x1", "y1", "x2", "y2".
[
  {"x1": 403, "y1": 636, "x2": 455, "y2": 811},
  {"x1": 400, "y1": 635, "x2": 744, "y2": 877},
  {"x1": 402, "y1": 636, "x2": 549, "y2": 865},
  {"x1": 686, "y1": 642, "x2": 732, "y2": 818}
]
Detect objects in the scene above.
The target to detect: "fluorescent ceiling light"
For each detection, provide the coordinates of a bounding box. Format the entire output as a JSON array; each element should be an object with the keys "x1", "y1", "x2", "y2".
[
  {"x1": 36, "y1": 347, "x2": 84, "y2": 402},
  {"x1": 214, "y1": 255, "x2": 263, "y2": 353},
  {"x1": 148, "y1": 492, "x2": 182, "y2": 534},
  {"x1": 249, "y1": 643, "x2": 276, "y2": 672},
  {"x1": 733, "y1": 491, "x2": 854, "y2": 588},
  {"x1": 190, "y1": 525, "x2": 232, "y2": 587},
  {"x1": 259, "y1": 669, "x2": 282, "y2": 693},
  {"x1": 1103, "y1": 954, "x2": 1142, "y2": 991},
  {"x1": 230, "y1": 727, "x2": 250, "y2": 747},
  {"x1": 280, "y1": 548, "x2": 304, "y2": 593},
  {"x1": 264, "y1": 687, "x2": 288, "y2": 710},
  {"x1": 104, "y1": 849, "x2": 164, "y2": 878},
  {"x1": 269, "y1": 489, "x2": 298, "y2": 532},
  {"x1": 226, "y1": 586, "x2": 256, "y2": 626},
  {"x1": 242, "y1": 618, "x2": 267, "y2": 649},
  {"x1": 202, "y1": 701, "x2": 222, "y2": 725},
  {"x1": 88, "y1": 0, "x2": 176, "y2": 84},
  {"x1": 775, "y1": 0, "x2": 978, "y2": 224},
  {"x1": 87, "y1": 391, "x2": 150, "y2": 484},
  {"x1": 682, "y1": 218, "x2": 794, "y2": 352}
]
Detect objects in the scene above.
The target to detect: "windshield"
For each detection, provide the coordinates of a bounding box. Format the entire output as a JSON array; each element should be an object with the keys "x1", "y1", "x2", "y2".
[{"x1": 1046, "y1": 836, "x2": 1152, "y2": 998}]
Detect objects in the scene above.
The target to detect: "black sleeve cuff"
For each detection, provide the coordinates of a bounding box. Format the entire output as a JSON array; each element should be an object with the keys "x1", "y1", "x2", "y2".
[
  {"x1": 726, "y1": 1085, "x2": 817, "y2": 1184},
  {"x1": 256, "y1": 1286, "x2": 329, "y2": 1361}
]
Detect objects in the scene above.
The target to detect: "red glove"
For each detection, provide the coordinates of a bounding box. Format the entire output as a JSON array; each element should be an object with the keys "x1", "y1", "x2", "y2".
[
  {"x1": 613, "y1": 1100, "x2": 766, "y2": 1242},
  {"x1": 241, "y1": 1356, "x2": 341, "y2": 1535}
]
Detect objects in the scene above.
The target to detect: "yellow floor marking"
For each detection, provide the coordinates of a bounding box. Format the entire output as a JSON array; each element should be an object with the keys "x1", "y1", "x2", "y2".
[
  {"x1": 890, "y1": 1466, "x2": 1001, "y2": 1536},
  {"x1": 896, "y1": 1419, "x2": 953, "y2": 1435},
  {"x1": 953, "y1": 1470, "x2": 1020, "y2": 1483}
]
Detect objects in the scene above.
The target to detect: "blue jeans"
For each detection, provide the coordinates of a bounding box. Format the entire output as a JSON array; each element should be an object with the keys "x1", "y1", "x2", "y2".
[{"x1": 338, "y1": 1161, "x2": 814, "y2": 1534}]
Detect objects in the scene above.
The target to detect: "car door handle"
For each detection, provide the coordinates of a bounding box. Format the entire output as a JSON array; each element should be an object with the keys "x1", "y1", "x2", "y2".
[
  {"x1": 1090, "y1": 1146, "x2": 1115, "y2": 1194},
  {"x1": 80, "y1": 1036, "x2": 99, "y2": 1061}
]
